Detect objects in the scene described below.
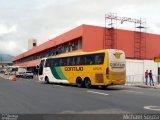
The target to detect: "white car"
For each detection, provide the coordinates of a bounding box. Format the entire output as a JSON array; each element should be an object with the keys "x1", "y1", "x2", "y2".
[
  {"x1": 23, "y1": 71, "x2": 34, "y2": 78},
  {"x1": 4, "y1": 71, "x2": 9, "y2": 75}
]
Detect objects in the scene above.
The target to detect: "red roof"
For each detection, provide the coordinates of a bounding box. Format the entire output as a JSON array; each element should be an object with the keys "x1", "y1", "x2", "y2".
[
  {"x1": 13, "y1": 59, "x2": 41, "y2": 67},
  {"x1": 13, "y1": 25, "x2": 83, "y2": 61}
]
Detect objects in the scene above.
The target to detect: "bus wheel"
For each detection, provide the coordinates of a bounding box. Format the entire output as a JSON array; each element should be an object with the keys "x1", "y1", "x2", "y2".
[
  {"x1": 76, "y1": 77, "x2": 83, "y2": 87},
  {"x1": 84, "y1": 77, "x2": 91, "y2": 88},
  {"x1": 45, "y1": 76, "x2": 50, "y2": 84}
]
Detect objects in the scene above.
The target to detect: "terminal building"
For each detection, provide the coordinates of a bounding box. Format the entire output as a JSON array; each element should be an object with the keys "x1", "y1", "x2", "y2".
[{"x1": 13, "y1": 24, "x2": 160, "y2": 83}]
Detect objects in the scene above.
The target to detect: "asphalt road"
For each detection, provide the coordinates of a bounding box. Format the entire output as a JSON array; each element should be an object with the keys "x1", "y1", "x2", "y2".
[{"x1": 0, "y1": 76, "x2": 160, "y2": 114}]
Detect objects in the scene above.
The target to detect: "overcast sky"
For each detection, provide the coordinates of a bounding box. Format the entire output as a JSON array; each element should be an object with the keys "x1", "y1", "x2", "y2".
[{"x1": 0, "y1": 0, "x2": 160, "y2": 56}]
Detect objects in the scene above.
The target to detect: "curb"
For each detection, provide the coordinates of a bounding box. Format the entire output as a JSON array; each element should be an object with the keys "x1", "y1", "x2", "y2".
[
  {"x1": 134, "y1": 85, "x2": 160, "y2": 89},
  {"x1": 156, "y1": 85, "x2": 160, "y2": 89}
]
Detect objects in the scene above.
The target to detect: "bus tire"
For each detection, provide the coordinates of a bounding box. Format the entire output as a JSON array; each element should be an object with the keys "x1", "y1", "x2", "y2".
[
  {"x1": 45, "y1": 76, "x2": 50, "y2": 84},
  {"x1": 76, "y1": 77, "x2": 83, "y2": 87},
  {"x1": 84, "y1": 77, "x2": 91, "y2": 88}
]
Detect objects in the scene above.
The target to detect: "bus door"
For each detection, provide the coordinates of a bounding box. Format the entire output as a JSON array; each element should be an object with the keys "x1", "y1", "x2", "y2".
[{"x1": 39, "y1": 60, "x2": 45, "y2": 75}]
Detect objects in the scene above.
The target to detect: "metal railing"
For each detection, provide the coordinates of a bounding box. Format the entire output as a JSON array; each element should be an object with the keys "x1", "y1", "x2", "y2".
[{"x1": 126, "y1": 74, "x2": 160, "y2": 86}]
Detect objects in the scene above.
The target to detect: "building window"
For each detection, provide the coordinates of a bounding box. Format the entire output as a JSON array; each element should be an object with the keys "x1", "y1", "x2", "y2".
[
  {"x1": 15, "y1": 37, "x2": 82, "y2": 64},
  {"x1": 33, "y1": 43, "x2": 37, "y2": 47},
  {"x1": 77, "y1": 39, "x2": 82, "y2": 49}
]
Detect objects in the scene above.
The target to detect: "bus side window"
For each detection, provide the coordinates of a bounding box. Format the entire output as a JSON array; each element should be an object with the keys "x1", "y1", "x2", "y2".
[
  {"x1": 54, "y1": 58, "x2": 59, "y2": 66},
  {"x1": 76, "y1": 56, "x2": 80, "y2": 65},
  {"x1": 51, "y1": 59, "x2": 55, "y2": 66},
  {"x1": 57, "y1": 58, "x2": 60, "y2": 66},
  {"x1": 95, "y1": 55, "x2": 100, "y2": 64},
  {"x1": 64, "y1": 58, "x2": 68, "y2": 66},
  {"x1": 66, "y1": 57, "x2": 70, "y2": 66},
  {"x1": 61, "y1": 58, "x2": 67, "y2": 66},
  {"x1": 68, "y1": 57, "x2": 75, "y2": 66},
  {"x1": 99, "y1": 54, "x2": 104, "y2": 64},
  {"x1": 86, "y1": 55, "x2": 94, "y2": 65},
  {"x1": 59, "y1": 58, "x2": 62, "y2": 66},
  {"x1": 52, "y1": 59, "x2": 55, "y2": 66},
  {"x1": 90, "y1": 55, "x2": 94, "y2": 65},
  {"x1": 51, "y1": 58, "x2": 54, "y2": 66},
  {"x1": 68, "y1": 57, "x2": 72, "y2": 66},
  {"x1": 95, "y1": 53, "x2": 104, "y2": 64},
  {"x1": 79, "y1": 55, "x2": 86, "y2": 65},
  {"x1": 72, "y1": 57, "x2": 76, "y2": 65}
]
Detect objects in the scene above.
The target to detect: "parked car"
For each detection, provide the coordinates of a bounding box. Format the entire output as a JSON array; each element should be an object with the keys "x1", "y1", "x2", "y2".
[
  {"x1": 4, "y1": 71, "x2": 9, "y2": 75},
  {"x1": 16, "y1": 67, "x2": 27, "y2": 77},
  {"x1": 23, "y1": 71, "x2": 34, "y2": 78}
]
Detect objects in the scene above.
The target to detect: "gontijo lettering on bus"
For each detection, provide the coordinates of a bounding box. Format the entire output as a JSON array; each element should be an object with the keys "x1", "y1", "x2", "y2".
[{"x1": 65, "y1": 67, "x2": 83, "y2": 71}]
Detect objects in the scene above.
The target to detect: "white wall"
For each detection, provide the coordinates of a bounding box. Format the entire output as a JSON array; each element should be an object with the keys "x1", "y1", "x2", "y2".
[{"x1": 126, "y1": 59, "x2": 158, "y2": 83}]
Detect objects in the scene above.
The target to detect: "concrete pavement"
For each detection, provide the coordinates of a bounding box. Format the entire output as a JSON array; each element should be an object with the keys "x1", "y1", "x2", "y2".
[{"x1": 0, "y1": 77, "x2": 160, "y2": 114}]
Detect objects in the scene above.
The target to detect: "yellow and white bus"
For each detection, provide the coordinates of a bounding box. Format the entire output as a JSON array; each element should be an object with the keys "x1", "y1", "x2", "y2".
[{"x1": 38, "y1": 49, "x2": 126, "y2": 88}]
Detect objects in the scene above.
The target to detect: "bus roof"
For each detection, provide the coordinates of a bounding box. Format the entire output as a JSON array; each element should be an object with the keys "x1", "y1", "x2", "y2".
[
  {"x1": 40, "y1": 49, "x2": 124, "y2": 60},
  {"x1": 48, "y1": 49, "x2": 108, "y2": 59}
]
